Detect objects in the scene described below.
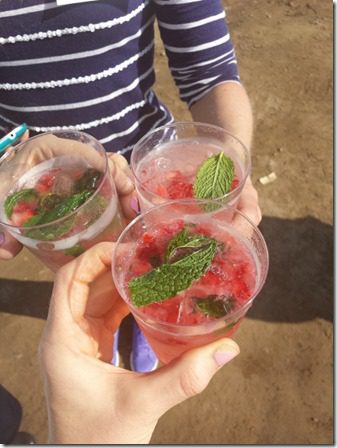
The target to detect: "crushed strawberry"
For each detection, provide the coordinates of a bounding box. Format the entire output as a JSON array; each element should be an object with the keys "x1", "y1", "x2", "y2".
[
  {"x1": 154, "y1": 184, "x2": 169, "y2": 197},
  {"x1": 13, "y1": 200, "x2": 38, "y2": 214},
  {"x1": 35, "y1": 175, "x2": 54, "y2": 193},
  {"x1": 231, "y1": 177, "x2": 240, "y2": 190},
  {"x1": 11, "y1": 209, "x2": 35, "y2": 226}
]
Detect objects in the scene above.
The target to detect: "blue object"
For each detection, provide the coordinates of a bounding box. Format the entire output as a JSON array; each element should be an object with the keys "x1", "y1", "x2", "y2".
[
  {"x1": 0, "y1": 123, "x2": 28, "y2": 153},
  {"x1": 130, "y1": 322, "x2": 158, "y2": 373},
  {"x1": 111, "y1": 329, "x2": 120, "y2": 367}
]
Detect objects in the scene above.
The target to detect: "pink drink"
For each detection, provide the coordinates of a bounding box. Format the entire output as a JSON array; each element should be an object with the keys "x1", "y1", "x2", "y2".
[
  {"x1": 112, "y1": 200, "x2": 268, "y2": 364},
  {"x1": 0, "y1": 132, "x2": 125, "y2": 272},
  {"x1": 131, "y1": 122, "x2": 250, "y2": 211}
]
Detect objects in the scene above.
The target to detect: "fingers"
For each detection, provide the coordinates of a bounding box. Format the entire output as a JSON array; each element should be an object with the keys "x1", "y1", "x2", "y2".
[
  {"x1": 20, "y1": 129, "x2": 29, "y2": 142},
  {"x1": 108, "y1": 154, "x2": 134, "y2": 196},
  {"x1": 107, "y1": 154, "x2": 139, "y2": 220},
  {"x1": 119, "y1": 191, "x2": 140, "y2": 221},
  {"x1": 138, "y1": 338, "x2": 240, "y2": 417},
  {"x1": 0, "y1": 228, "x2": 23, "y2": 260},
  {"x1": 52, "y1": 242, "x2": 116, "y2": 320},
  {"x1": 237, "y1": 177, "x2": 262, "y2": 226},
  {"x1": 86, "y1": 270, "x2": 129, "y2": 321},
  {"x1": 0, "y1": 129, "x2": 27, "y2": 260}
]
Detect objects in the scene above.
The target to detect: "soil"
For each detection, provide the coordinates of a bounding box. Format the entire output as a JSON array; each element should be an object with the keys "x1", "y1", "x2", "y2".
[{"x1": 0, "y1": 0, "x2": 333, "y2": 444}]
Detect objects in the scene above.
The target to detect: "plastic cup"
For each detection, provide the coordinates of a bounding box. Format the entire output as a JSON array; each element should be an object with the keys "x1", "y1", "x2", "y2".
[
  {"x1": 112, "y1": 199, "x2": 268, "y2": 364},
  {"x1": 130, "y1": 121, "x2": 251, "y2": 212},
  {"x1": 0, "y1": 130, "x2": 125, "y2": 271}
]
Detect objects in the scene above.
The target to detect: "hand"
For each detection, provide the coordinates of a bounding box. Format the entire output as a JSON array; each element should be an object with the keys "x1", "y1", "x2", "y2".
[
  {"x1": 39, "y1": 242, "x2": 240, "y2": 444},
  {"x1": 0, "y1": 131, "x2": 138, "y2": 260},
  {"x1": 0, "y1": 129, "x2": 30, "y2": 260},
  {"x1": 107, "y1": 152, "x2": 139, "y2": 221},
  {"x1": 236, "y1": 176, "x2": 262, "y2": 226}
]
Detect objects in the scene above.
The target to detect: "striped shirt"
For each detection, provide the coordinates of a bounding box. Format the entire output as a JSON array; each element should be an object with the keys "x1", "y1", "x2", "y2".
[{"x1": 0, "y1": 0, "x2": 239, "y2": 157}]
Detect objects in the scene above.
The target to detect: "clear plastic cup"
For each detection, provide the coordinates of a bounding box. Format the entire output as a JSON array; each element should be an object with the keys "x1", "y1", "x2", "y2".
[
  {"x1": 130, "y1": 121, "x2": 251, "y2": 212},
  {"x1": 0, "y1": 130, "x2": 125, "y2": 271},
  {"x1": 112, "y1": 199, "x2": 268, "y2": 364}
]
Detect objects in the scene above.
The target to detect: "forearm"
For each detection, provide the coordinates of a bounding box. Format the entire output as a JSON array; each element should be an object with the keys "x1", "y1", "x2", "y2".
[{"x1": 190, "y1": 82, "x2": 253, "y2": 152}]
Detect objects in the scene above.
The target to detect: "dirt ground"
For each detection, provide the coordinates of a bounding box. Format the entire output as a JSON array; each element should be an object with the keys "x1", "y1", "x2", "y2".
[{"x1": 0, "y1": 0, "x2": 333, "y2": 444}]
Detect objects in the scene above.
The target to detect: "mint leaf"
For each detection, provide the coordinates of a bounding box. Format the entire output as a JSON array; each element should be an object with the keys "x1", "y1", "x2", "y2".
[
  {"x1": 165, "y1": 228, "x2": 190, "y2": 261},
  {"x1": 41, "y1": 191, "x2": 92, "y2": 223},
  {"x1": 24, "y1": 214, "x2": 45, "y2": 227},
  {"x1": 24, "y1": 217, "x2": 74, "y2": 240},
  {"x1": 193, "y1": 152, "x2": 235, "y2": 201},
  {"x1": 129, "y1": 234, "x2": 217, "y2": 307},
  {"x1": 40, "y1": 193, "x2": 64, "y2": 211},
  {"x1": 165, "y1": 228, "x2": 212, "y2": 263},
  {"x1": 74, "y1": 168, "x2": 102, "y2": 193},
  {"x1": 4, "y1": 189, "x2": 38, "y2": 218},
  {"x1": 195, "y1": 295, "x2": 236, "y2": 318},
  {"x1": 23, "y1": 191, "x2": 92, "y2": 240}
]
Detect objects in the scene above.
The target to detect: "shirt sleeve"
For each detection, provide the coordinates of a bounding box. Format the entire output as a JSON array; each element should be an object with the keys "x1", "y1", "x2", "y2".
[{"x1": 152, "y1": 0, "x2": 240, "y2": 108}]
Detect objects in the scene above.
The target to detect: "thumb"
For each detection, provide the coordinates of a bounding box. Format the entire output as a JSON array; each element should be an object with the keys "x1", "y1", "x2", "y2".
[
  {"x1": 142, "y1": 338, "x2": 240, "y2": 417},
  {"x1": 0, "y1": 228, "x2": 23, "y2": 260}
]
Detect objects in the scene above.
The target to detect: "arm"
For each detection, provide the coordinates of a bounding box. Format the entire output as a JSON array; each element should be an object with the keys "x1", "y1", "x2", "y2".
[
  {"x1": 190, "y1": 82, "x2": 261, "y2": 224},
  {"x1": 154, "y1": 0, "x2": 261, "y2": 224},
  {"x1": 190, "y1": 81, "x2": 253, "y2": 151}
]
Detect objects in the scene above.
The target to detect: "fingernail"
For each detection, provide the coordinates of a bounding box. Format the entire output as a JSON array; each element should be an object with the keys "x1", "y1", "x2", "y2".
[
  {"x1": 213, "y1": 344, "x2": 239, "y2": 367},
  {"x1": 0, "y1": 232, "x2": 5, "y2": 246},
  {"x1": 130, "y1": 197, "x2": 140, "y2": 214}
]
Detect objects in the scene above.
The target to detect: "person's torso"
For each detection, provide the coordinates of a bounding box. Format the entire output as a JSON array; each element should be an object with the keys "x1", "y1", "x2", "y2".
[{"x1": 0, "y1": 0, "x2": 173, "y2": 155}]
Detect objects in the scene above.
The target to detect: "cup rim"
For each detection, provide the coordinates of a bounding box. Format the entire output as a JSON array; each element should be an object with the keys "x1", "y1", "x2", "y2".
[
  {"x1": 130, "y1": 121, "x2": 251, "y2": 203},
  {"x1": 112, "y1": 198, "x2": 269, "y2": 332},
  {"x1": 0, "y1": 130, "x2": 110, "y2": 231}
]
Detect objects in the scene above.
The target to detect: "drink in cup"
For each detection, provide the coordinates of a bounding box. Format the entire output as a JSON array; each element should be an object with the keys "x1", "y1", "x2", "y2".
[
  {"x1": 130, "y1": 122, "x2": 250, "y2": 212},
  {"x1": 0, "y1": 131, "x2": 125, "y2": 271},
  {"x1": 112, "y1": 200, "x2": 268, "y2": 364}
]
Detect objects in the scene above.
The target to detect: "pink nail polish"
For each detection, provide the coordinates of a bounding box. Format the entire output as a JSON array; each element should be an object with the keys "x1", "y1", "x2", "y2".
[
  {"x1": 130, "y1": 197, "x2": 140, "y2": 214},
  {"x1": 0, "y1": 232, "x2": 4, "y2": 246},
  {"x1": 213, "y1": 349, "x2": 238, "y2": 367}
]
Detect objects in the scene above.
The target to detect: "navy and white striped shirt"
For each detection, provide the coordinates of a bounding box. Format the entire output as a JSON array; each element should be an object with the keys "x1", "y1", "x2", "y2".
[{"x1": 0, "y1": 0, "x2": 239, "y2": 156}]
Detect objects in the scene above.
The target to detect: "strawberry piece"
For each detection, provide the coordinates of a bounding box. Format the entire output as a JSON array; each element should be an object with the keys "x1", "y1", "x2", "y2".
[
  {"x1": 35, "y1": 169, "x2": 60, "y2": 193},
  {"x1": 230, "y1": 278, "x2": 251, "y2": 302},
  {"x1": 130, "y1": 260, "x2": 152, "y2": 276},
  {"x1": 231, "y1": 177, "x2": 240, "y2": 191},
  {"x1": 167, "y1": 181, "x2": 194, "y2": 199},
  {"x1": 200, "y1": 270, "x2": 223, "y2": 287},
  {"x1": 142, "y1": 232, "x2": 155, "y2": 244},
  {"x1": 154, "y1": 184, "x2": 169, "y2": 197},
  {"x1": 11, "y1": 209, "x2": 35, "y2": 227},
  {"x1": 12, "y1": 200, "x2": 37, "y2": 214},
  {"x1": 192, "y1": 225, "x2": 212, "y2": 237}
]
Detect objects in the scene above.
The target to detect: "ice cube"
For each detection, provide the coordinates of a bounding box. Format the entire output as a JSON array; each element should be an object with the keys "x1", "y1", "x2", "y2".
[
  {"x1": 184, "y1": 163, "x2": 195, "y2": 176},
  {"x1": 155, "y1": 157, "x2": 171, "y2": 170},
  {"x1": 52, "y1": 173, "x2": 75, "y2": 195}
]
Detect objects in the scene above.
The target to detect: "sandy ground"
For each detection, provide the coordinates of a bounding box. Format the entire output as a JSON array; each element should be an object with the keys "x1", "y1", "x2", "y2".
[{"x1": 0, "y1": 0, "x2": 333, "y2": 444}]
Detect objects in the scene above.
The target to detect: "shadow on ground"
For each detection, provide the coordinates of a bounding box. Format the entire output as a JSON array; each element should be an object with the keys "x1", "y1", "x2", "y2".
[
  {"x1": 0, "y1": 215, "x2": 333, "y2": 325},
  {"x1": 247, "y1": 215, "x2": 333, "y2": 324}
]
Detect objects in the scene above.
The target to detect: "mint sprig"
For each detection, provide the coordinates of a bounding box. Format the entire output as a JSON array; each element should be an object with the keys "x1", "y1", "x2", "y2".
[
  {"x1": 24, "y1": 191, "x2": 92, "y2": 240},
  {"x1": 128, "y1": 229, "x2": 217, "y2": 307},
  {"x1": 4, "y1": 189, "x2": 38, "y2": 218},
  {"x1": 165, "y1": 228, "x2": 213, "y2": 263},
  {"x1": 193, "y1": 152, "x2": 235, "y2": 200},
  {"x1": 194, "y1": 295, "x2": 236, "y2": 318}
]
